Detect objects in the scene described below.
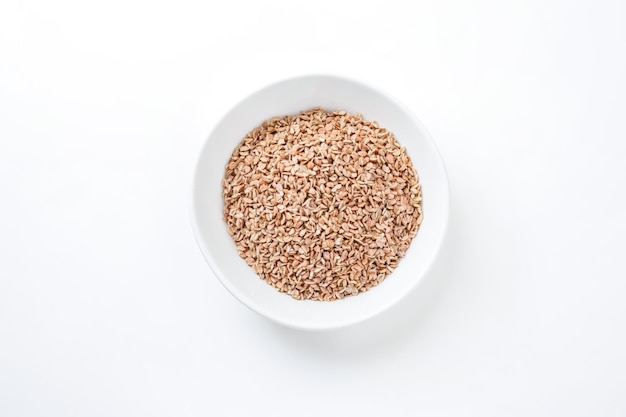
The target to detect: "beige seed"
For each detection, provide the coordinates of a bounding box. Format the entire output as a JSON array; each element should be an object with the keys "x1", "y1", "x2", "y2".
[{"x1": 222, "y1": 108, "x2": 422, "y2": 301}]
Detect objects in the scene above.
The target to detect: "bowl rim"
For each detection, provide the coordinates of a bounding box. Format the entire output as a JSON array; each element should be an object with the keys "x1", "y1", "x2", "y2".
[{"x1": 189, "y1": 74, "x2": 450, "y2": 331}]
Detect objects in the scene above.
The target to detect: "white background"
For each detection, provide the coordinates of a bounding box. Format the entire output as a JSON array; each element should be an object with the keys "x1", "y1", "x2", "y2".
[{"x1": 1, "y1": 0, "x2": 625, "y2": 415}]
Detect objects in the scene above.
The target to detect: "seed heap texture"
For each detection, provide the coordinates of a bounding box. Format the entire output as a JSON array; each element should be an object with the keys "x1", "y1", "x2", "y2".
[{"x1": 222, "y1": 108, "x2": 422, "y2": 301}]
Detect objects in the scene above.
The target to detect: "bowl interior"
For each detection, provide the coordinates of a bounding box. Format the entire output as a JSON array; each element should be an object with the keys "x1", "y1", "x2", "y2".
[{"x1": 191, "y1": 75, "x2": 449, "y2": 330}]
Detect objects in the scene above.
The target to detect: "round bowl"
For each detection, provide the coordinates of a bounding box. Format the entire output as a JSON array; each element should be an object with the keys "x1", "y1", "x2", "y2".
[{"x1": 190, "y1": 75, "x2": 449, "y2": 331}]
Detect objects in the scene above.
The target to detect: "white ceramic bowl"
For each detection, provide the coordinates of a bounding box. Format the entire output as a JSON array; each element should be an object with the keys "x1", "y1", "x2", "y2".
[{"x1": 191, "y1": 75, "x2": 449, "y2": 331}]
